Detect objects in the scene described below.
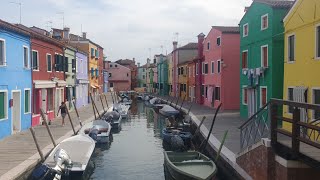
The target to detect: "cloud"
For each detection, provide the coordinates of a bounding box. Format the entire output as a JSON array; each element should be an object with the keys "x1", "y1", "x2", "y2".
[{"x1": 0, "y1": 0, "x2": 252, "y2": 64}]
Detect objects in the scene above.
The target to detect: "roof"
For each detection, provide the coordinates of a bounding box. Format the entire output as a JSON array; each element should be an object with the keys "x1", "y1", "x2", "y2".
[
  {"x1": 149, "y1": 63, "x2": 157, "y2": 68},
  {"x1": 178, "y1": 43, "x2": 198, "y2": 50},
  {"x1": 69, "y1": 33, "x2": 104, "y2": 49},
  {"x1": 255, "y1": 0, "x2": 294, "y2": 8},
  {"x1": 0, "y1": 19, "x2": 30, "y2": 37},
  {"x1": 211, "y1": 26, "x2": 239, "y2": 33},
  {"x1": 115, "y1": 59, "x2": 136, "y2": 65}
]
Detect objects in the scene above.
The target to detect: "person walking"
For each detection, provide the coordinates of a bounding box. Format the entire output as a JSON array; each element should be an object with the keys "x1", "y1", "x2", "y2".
[{"x1": 57, "y1": 102, "x2": 67, "y2": 126}]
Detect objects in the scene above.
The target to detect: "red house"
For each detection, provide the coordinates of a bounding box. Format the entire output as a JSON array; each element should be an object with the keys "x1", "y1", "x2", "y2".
[
  {"x1": 18, "y1": 25, "x2": 66, "y2": 126},
  {"x1": 202, "y1": 26, "x2": 240, "y2": 110},
  {"x1": 194, "y1": 33, "x2": 205, "y2": 105}
]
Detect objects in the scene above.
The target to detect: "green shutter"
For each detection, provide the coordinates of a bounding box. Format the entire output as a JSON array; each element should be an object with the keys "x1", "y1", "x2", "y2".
[
  {"x1": 25, "y1": 90, "x2": 29, "y2": 113},
  {"x1": 0, "y1": 92, "x2": 5, "y2": 119}
]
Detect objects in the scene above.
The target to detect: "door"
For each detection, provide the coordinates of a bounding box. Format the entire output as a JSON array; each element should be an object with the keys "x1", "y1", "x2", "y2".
[
  {"x1": 12, "y1": 91, "x2": 21, "y2": 133},
  {"x1": 247, "y1": 89, "x2": 257, "y2": 117},
  {"x1": 41, "y1": 89, "x2": 47, "y2": 123}
]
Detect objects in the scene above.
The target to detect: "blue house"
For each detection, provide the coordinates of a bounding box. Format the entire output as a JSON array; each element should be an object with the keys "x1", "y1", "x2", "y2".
[{"x1": 0, "y1": 20, "x2": 32, "y2": 139}]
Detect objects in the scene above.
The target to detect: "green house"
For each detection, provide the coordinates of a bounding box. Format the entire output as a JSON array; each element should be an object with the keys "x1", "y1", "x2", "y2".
[
  {"x1": 157, "y1": 55, "x2": 169, "y2": 96},
  {"x1": 239, "y1": 0, "x2": 293, "y2": 119}
]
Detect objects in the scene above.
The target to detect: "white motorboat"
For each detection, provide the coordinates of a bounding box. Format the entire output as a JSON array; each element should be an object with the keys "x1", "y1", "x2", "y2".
[
  {"x1": 104, "y1": 110, "x2": 122, "y2": 130},
  {"x1": 78, "y1": 120, "x2": 111, "y2": 144}
]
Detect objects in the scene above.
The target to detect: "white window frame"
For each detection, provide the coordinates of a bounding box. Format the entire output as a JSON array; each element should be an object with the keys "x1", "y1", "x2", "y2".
[
  {"x1": 261, "y1": 14, "x2": 268, "y2": 30},
  {"x1": 23, "y1": 45, "x2": 29, "y2": 69},
  {"x1": 261, "y1": 45, "x2": 268, "y2": 68},
  {"x1": 196, "y1": 63, "x2": 198, "y2": 75},
  {"x1": 260, "y1": 86, "x2": 267, "y2": 108},
  {"x1": 0, "y1": 90, "x2": 8, "y2": 121},
  {"x1": 242, "y1": 86, "x2": 248, "y2": 105},
  {"x1": 0, "y1": 38, "x2": 6, "y2": 67},
  {"x1": 46, "y1": 53, "x2": 52, "y2": 72},
  {"x1": 211, "y1": 61, "x2": 214, "y2": 74},
  {"x1": 243, "y1": 23, "x2": 249, "y2": 37},
  {"x1": 24, "y1": 88, "x2": 31, "y2": 114},
  {"x1": 32, "y1": 50, "x2": 39, "y2": 71},
  {"x1": 315, "y1": 24, "x2": 320, "y2": 60},
  {"x1": 312, "y1": 87, "x2": 320, "y2": 119},
  {"x1": 217, "y1": 36, "x2": 221, "y2": 46},
  {"x1": 217, "y1": 60, "x2": 221, "y2": 73},
  {"x1": 287, "y1": 33, "x2": 295, "y2": 63},
  {"x1": 242, "y1": 50, "x2": 248, "y2": 69}
]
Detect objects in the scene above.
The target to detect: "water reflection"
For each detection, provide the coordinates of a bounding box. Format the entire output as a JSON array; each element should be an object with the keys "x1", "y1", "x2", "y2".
[{"x1": 89, "y1": 101, "x2": 165, "y2": 180}]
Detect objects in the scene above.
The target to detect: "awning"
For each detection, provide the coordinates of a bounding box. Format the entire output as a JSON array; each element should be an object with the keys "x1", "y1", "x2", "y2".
[
  {"x1": 56, "y1": 80, "x2": 67, "y2": 87},
  {"x1": 33, "y1": 80, "x2": 56, "y2": 89}
]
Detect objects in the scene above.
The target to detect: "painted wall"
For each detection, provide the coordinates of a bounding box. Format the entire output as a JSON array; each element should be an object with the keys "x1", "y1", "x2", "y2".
[
  {"x1": 188, "y1": 62, "x2": 195, "y2": 101},
  {"x1": 108, "y1": 62, "x2": 131, "y2": 91},
  {"x1": 98, "y1": 47, "x2": 104, "y2": 93},
  {"x1": 178, "y1": 63, "x2": 189, "y2": 99},
  {"x1": 157, "y1": 56, "x2": 169, "y2": 96},
  {"x1": 282, "y1": 0, "x2": 320, "y2": 130},
  {"x1": 76, "y1": 51, "x2": 89, "y2": 108},
  {"x1": 167, "y1": 53, "x2": 173, "y2": 96},
  {"x1": 0, "y1": 28, "x2": 31, "y2": 139}
]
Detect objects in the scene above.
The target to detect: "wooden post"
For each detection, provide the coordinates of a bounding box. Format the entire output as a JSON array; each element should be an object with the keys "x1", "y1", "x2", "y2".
[
  {"x1": 90, "y1": 93, "x2": 101, "y2": 119},
  {"x1": 292, "y1": 107, "x2": 300, "y2": 159},
  {"x1": 30, "y1": 127, "x2": 45, "y2": 162},
  {"x1": 100, "y1": 94, "x2": 106, "y2": 112},
  {"x1": 72, "y1": 101, "x2": 82, "y2": 127},
  {"x1": 104, "y1": 94, "x2": 109, "y2": 108},
  {"x1": 90, "y1": 93, "x2": 97, "y2": 120},
  {"x1": 40, "y1": 109, "x2": 56, "y2": 147},
  {"x1": 270, "y1": 103, "x2": 278, "y2": 147},
  {"x1": 179, "y1": 95, "x2": 186, "y2": 111},
  {"x1": 66, "y1": 108, "x2": 76, "y2": 135}
]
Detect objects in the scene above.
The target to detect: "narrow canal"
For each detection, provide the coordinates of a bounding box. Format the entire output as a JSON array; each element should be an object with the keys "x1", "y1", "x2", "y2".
[{"x1": 89, "y1": 100, "x2": 166, "y2": 180}]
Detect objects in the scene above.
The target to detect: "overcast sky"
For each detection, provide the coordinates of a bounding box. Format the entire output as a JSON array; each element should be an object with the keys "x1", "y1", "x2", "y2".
[{"x1": 0, "y1": 0, "x2": 252, "y2": 64}]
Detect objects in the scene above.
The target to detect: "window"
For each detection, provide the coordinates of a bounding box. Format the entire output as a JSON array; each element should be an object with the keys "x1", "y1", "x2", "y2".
[
  {"x1": 72, "y1": 59, "x2": 76, "y2": 73},
  {"x1": 242, "y1": 87, "x2": 248, "y2": 105},
  {"x1": 313, "y1": 89, "x2": 320, "y2": 119},
  {"x1": 316, "y1": 26, "x2": 320, "y2": 58},
  {"x1": 215, "y1": 87, "x2": 220, "y2": 101},
  {"x1": 143, "y1": 68, "x2": 145, "y2": 72},
  {"x1": 261, "y1": 45, "x2": 268, "y2": 67},
  {"x1": 196, "y1": 63, "x2": 199, "y2": 75},
  {"x1": 32, "y1": 50, "x2": 39, "y2": 70},
  {"x1": 243, "y1": 23, "x2": 248, "y2": 37},
  {"x1": 127, "y1": 73, "x2": 129, "y2": 77},
  {"x1": 181, "y1": 67, "x2": 184, "y2": 75},
  {"x1": 0, "y1": 39, "x2": 5, "y2": 66},
  {"x1": 261, "y1": 14, "x2": 268, "y2": 30},
  {"x1": 110, "y1": 64, "x2": 113, "y2": 68},
  {"x1": 260, "y1": 87, "x2": 267, "y2": 107},
  {"x1": 211, "y1": 61, "x2": 214, "y2": 74},
  {"x1": 109, "y1": 72, "x2": 112, "y2": 77},
  {"x1": 23, "y1": 46, "x2": 29, "y2": 68},
  {"x1": 184, "y1": 84, "x2": 187, "y2": 92},
  {"x1": 64, "y1": 57, "x2": 69, "y2": 72},
  {"x1": 110, "y1": 82, "x2": 114, "y2": 87},
  {"x1": 205, "y1": 86, "x2": 208, "y2": 98},
  {"x1": 217, "y1": 37, "x2": 221, "y2": 46},
  {"x1": 47, "y1": 54, "x2": 52, "y2": 72},
  {"x1": 204, "y1": 63, "x2": 208, "y2": 74},
  {"x1": 55, "y1": 54, "x2": 62, "y2": 72},
  {"x1": 288, "y1": 88, "x2": 294, "y2": 113},
  {"x1": 91, "y1": 48, "x2": 94, "y2": 57},
  {"x1": 143, "y1": 75, "x2": 145, "y2": 79},
  {"x1": 288, "y1": 35, "x2": 295, "y2": 62},
  {"x1": 207, "y1": 42, "x2": 210, "y2": 50},
  {"x1": 242, "y1": 51, "x2": 248, "y2": 69},
  {"x1": 24, "y1": 89, "x2": 31, "y2": 113},
  {"x1": 201, "y1": 85, "x2": 204, "y2": 96},
  {"x1": 115, "y1": 64, "x2": 118, "y2": 67},
  {"x1": 0, "y1": 90, "x2": 8, "y2": 120},
  {"x1": 180, "y1": 84, "x2": 183, "y2": 93},
  {"x1": 217, "y1": 60, "x2": 221, "y2": 73}
]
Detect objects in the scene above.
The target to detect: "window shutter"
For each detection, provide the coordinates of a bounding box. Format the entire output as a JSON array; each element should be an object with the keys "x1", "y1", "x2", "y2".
[
  {"x1": 244, "y1": 89, "x2": 248, "y2": 104},
  {"x1": 262, "y1": 88, "x2": 267, "y2": 106},
  {"x1": 91, "y1": 68, "x2": 94, "y2": 77},
  {"x1": 0, "y1": 92, "x2": 4, "y2": 119},
  {"x1": 25, "y1": 90, "x2": 29, "y2": 113},
  {"x1": 64, "y1": 57, "x2": 68, "y2": 72},
  {"x1": 72, "y1": 59, "x2": 76, "y2": 72},
  {"x1": 242, "y1": 52, "x2": 247, "y2": 68}
]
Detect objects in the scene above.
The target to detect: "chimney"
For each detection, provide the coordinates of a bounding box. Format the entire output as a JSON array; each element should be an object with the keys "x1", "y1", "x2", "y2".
[
  {"x1": 82, "y1": 32, "x2": 87, "y2": 39},
  {"x1": 138, "y1": 62, "x2": 140, "y2": 67},
  {"x1": 133, "y1": 58, "x2": 135, "y2": 62},
  {"x1": 197, "y1": 33, "x2": 205, "y2": 58},
  {"x1": 63, "y1": 27, "x2": 70, "y2": 40},
  {"x1": 173, "y1": 41, "x2": 178, "y2": 51}
]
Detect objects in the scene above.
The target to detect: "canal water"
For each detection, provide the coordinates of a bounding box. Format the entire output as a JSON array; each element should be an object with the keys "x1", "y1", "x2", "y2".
[{"x1": 89, "y1": 100, "x2": 166, "y2": 180}]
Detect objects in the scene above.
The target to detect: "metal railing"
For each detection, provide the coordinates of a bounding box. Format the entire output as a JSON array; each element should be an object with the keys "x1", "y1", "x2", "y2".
[{"x1": 239, "y1": 101, "x2": 271, "y2": 151}]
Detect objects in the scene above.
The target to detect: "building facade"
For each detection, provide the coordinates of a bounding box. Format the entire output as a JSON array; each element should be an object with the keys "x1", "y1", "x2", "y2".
[
  {"x1": 188, "y1": 61, "x2": 195, "y2": 102},
  {"x1": 178, "y1": 62, "x2": 189, "y2": 99},
  {"x1": 75, "y1": 51, "x2": 89, "y2": 108},
  {"x1": 157, "y1": 55, "x2": 169, "y2": 96},
  {"x1": 65, "y1": 46, "x2": 76, "y2": 110},
  {"x1": 115, "y1": 58, "x2": 138, "y2": 90},
  {"x1": 202, "y1": 26, "x2": 240, "y2": 110},
  {"x1": 195, "y1": 33, "x2": 205, "y2": 105},
  {"x1": 137, "y1": 63, "x2": 147, "y2": 88},
  {"x1": 107, "y1": 62, "x2": 131, "y2": 91},
  {"x1": 282, "y1": 0, "x2": 320, "y2": 131},
  {"x1": 167, "y1": 53, "x2": 173, "y2": 96},
  {"x1": 0, "y1": 20, "x2": 32, "y2": 139},
  {"x1": 239, "y1": 0, "x2": 293, "y2": 118}
]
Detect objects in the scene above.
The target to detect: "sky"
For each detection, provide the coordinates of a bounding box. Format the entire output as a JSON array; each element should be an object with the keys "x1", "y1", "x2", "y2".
[{"x1": 0, "y1": 0, "x2": 252, "y2": 64}]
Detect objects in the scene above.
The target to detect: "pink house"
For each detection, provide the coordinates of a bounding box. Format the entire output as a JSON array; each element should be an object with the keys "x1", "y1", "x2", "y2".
[
  {"x1": 107, "y1": 62, "x2": 131, "y2": 91},
  {"x1": 202, "y1": 26, "x2": 240, "y2": 110}
]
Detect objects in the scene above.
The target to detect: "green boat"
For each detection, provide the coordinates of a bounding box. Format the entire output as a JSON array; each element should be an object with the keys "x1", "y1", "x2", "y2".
[{"x1": 163, "y1": 151, "x2": 217, "y2": 180}]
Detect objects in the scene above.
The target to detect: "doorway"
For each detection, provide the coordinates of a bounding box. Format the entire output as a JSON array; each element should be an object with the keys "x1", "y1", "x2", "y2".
[
  {"x1": 12, "y1": 91, "x2": 21, "y2": 133},
  {"x1": 41, "y1": 89, "x2": 47, "y2": 123}
]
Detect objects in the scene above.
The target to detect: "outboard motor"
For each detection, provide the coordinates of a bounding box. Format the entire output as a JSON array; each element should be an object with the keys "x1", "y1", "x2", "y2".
[
  {"x1": 30, "y1": 164, "x2": 58, "y2": 180},
  {"x1": 88, "y1": 126, "x2": 99, "y2": 141}
]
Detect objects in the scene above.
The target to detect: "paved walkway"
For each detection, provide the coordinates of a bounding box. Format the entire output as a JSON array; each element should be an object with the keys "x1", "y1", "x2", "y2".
[
  {"x1": 154, "y1": 95, "x2": 246, "y2": 153},
  {"x1": 0, "y1": 93, "x2": 113, "y2": 180}
]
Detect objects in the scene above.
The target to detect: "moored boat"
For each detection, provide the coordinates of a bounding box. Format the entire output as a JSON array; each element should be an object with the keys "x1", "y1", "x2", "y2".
[
  {"x1": 103, "y1": 111, "x2": 122, "y2": 130},
  {"x1": 159, "y1": 105, "x2": 180, "y2": 117},
  {"x1": 78, "y1": 120, "x2": 111, "y2": 144},
  {"x1": 163, "y1": 151, "x2": 217, "y2": 180},
  {"x1": 162, "y1": 128, "x2": 192, "y2": 150}
]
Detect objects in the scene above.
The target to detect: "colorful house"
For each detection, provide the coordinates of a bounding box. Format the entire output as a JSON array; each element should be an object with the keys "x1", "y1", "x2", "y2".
[
  {"x1": 103, "y1": 59, "x2": 109, "y2": 93},
  {"x1": 137, "y1": 63, "x2": 147, "y2": 88},
  {"x1": 194, "y1": 33, "x2": 205, "y2": 104},
  {"x1": 171, "y1": 42, "x2": 198, "y2": 97},
  {"x1": 282, "y1": 0, "x2": 320, "y2": 130},
  {"x1": 0, "y1": 20, "x2": 32, "y2": 139},
  {"x1": 98, "y1": 46, "x2": 104, "y2": 93},
  {"x1": 167, "y1": 53, "x2": 173, "y2": 96},
  {"x1": 75, "y1": 50, "x2": 89, "y2": 108},
  {"x1": 64, "y1": 46, "x2": 76, "y2": 110},
  {"x1": 157, "y1": 54, "x2": 169, "y2": 96},
  {"x1": 239, "y1": 0, "x2": 293, "y2": 118},
  {"x1": 115, "y1": 58, "x2": 138, "y2": 90},
  {"x1": 202, "y1": 26, "x2": 240, "y2": 110},
  {"x1": 107, "y1": 62, "x2": 131, "y2": 91},
  {"x1": 18, "y1": 25, "x2": 66, "y2": 126},
  {"x1": 188, "y1": 61, "x2": 196, "y2": 102},
  {"x1": 178, "y1": 61, "x2": 189, "y2": 99}
]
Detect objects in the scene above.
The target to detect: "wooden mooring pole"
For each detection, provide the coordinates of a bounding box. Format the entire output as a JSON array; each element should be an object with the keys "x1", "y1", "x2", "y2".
[
  {"x1": 40, "y1": 109, "x2": 56, "y2": 147},
  {"x1": 90, "y1": 93, "x2": 97, "y2": 120},
  {"x1": 66, "y1": 108, "x2": 76, "y2": 135},
  {"x1": 100, "y1": 94, "x2": 106, "y2": 113},
  {"x1": 30, "y1": 127, "x2": 45, "y2": 162},
  {"x1": 104, "y1": 94, "x2": 109, "y2": 108},
  {"x1": 90, "y1": 93, "x2": 101, "y2": 119}
]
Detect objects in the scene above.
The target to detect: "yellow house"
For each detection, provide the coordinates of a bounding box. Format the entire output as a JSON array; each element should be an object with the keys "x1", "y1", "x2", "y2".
[
  {"x1": 283, "y1": 0, "x2": 320, "y2": 131},
  {"x1": 168, "y1": 53, "x2": 174, "y2": 97},
  {"x1": 178, "y1": 62, "x2": 189, "y2": 100}
]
